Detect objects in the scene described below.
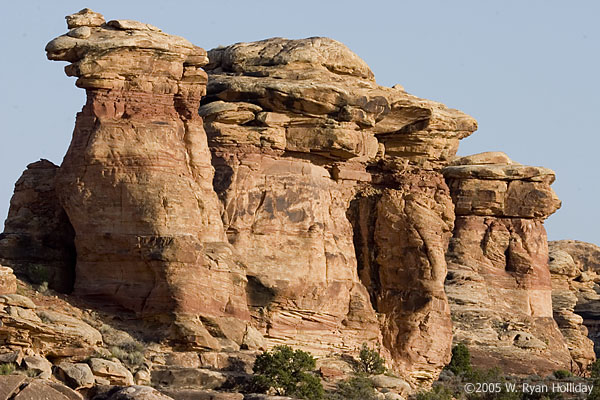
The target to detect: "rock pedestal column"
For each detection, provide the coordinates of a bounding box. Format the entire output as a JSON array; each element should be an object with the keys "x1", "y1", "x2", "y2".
[{"x1": 45, "y1": 9, "x2": 250, "y2": 348}]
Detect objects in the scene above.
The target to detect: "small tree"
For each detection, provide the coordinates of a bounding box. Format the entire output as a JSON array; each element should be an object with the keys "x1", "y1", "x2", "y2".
[
  {"x1": 446, "y1": 343, "x2": 472, "y2": 376},
  {"x1": 357, "y1": 343, "x2": 386, "y2": 375},
  {"x1": 252, "y1": 345, "x2": 323, "y2": 400}
]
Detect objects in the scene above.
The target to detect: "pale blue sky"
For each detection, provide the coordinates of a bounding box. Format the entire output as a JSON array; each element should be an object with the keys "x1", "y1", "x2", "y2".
[{"x1": 1, "y1": 1, "x2": 598, "y2": 244}]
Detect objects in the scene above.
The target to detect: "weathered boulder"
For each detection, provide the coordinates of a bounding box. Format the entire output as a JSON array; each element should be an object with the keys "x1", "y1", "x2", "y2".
[
  {"x1": 0, "y1": 377, "x2": 82, "y2": 400},
  {"x1": 55, "y1": 362, "x2": 95, "y2": 389},
  {"x1": 0, "y1": 267, "x2": 17, "y2": 295},
  {"x1": 94, "y1": 386, "x2": 174, "y2": 400},
  {"x1": 0, "y1": 160, "x2": 75, "y2": 292},
  {"x1": 23, "y1": 354, "x2": 53, "y2": 379},
  {"x1": 151, "y1": 366, "x2": 226, "y2": 390},
  {"x1": 89, "y1": 358, "x2": 135, "y2": 386},
  {"x1": 45, "y1": 9, "x2": 251, "y2": 346},
  {"x1": 444, "y1": 153, "x2": 573, "y2": 375}
]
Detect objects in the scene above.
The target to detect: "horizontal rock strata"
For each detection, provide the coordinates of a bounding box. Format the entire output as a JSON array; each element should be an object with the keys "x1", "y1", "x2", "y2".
[
  {"x1": 204, "y1": 37, "x2": 476, "y2": 384},
  {"x1": 444, "y1": 152, "x2": 574, "y2": 375},
  {"x1": 4, "y1": 8, "x2": 594, "y2": 391},
  {"x1": 45, "y1": 8, "x2": 251, "y2": 348},
  {"x1": 550, "y1": 240, "x2": 600, "y2": 361}
]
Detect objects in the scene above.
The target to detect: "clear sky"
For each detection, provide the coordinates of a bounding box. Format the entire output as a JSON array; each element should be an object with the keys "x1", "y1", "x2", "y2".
[{"x1": 1, "y1": 1, "x2": 598, "y2": 244}]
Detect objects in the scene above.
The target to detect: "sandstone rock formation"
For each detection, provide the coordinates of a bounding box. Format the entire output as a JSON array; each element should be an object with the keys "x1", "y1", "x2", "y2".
[
  {"x1": 548, "y1": 242, "x2": 597, "y2": 372},
  {"x1": 443, "y1": 152, "x2": 573, "y2": 374},
  {"x1": 549, "y1": 240, "x2": 600, "y2": 359},
  {"x1": 204, "y1": 37, "x2": 476, "y2": 383},
  {"x1": 4, "y1": 8, "x2": 596, "y2": 394},
  {"x1": 45, "y1": 8, "x2": 251, "y2": 349},
  {"x1": 0, "y1": 160, "x2": 75, "y2": 292}
]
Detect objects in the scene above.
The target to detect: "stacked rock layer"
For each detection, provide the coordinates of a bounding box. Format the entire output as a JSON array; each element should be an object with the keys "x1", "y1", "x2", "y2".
[
  {"x1": 203, "y1": 37, "x2": 478, "y2": 383},
  {"x1": 0, "y1": 8, "x2": 593, "y2": 387},
  {"x1": 44, "y1": 9, "x2": 251, "y2": 350},
  {"x1": 443, "y1": 152, "x2": 574, "y2": 374},
  {"x1": 549, "y1": 240, "x2": 600, "y2": 364}
]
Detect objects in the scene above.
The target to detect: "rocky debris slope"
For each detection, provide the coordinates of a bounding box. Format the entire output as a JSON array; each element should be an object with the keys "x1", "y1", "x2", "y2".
[
  {"x1": 204, "y1": 36, "x2": 476, "y2": 384},
  {"x1": 549, "y1": 240, "x2": 600, "y2": 359},
  {"x1": 443, "y1": 152, "x2": 574, "y2": 375},
  {"x1": 44, "y1": 8, "x2": 252, "y2": 350}
]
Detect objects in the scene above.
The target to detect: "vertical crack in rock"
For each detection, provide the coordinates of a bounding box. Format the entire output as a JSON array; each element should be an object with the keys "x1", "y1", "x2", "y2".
[{"x1": 203, "y1": 37, "x2": 476, "y2": 384}]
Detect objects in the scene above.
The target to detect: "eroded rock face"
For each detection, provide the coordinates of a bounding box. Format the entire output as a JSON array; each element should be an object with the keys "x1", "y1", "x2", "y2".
[
  {"x1": 205, "y1": 37, "x2": 476, "y2": 384},
  {"x1": 0, "y1": 160, "x2": 75, "y2": 292},
  {"x1": 548, "y1": 243, "x2": 596, "y2": 372},
  {"x1": 349, "y1": 168, "x2": 454, "y2": 383},
  {"x1": 444, "y1": 153, "x2": 573, "y2": 375},
  {"x1": 550, "y1": 240, "x2": 600, "y2": 360},
  {"x1": 45, "y1": 9, "x2": 251, "y2": 347},
  {"x1": 6, "y1": 9, "x2": 484, "y2": 386}
]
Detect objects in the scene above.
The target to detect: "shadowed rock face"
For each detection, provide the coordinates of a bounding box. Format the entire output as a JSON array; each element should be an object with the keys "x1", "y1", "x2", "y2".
[
  {"x1": 0, "y1": 160, "x2": 75, "y2": 292},
  {"x1": 349, "y1": 168, "x2": 455, "y2": 382},
  {"x1": 444, "y1": 152, "x2": 574, "y2": 375}
]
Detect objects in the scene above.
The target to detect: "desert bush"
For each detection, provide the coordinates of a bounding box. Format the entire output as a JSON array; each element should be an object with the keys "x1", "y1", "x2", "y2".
[
  {"x1": 26, "y1": 264, "x2": 50, "y2": 285},
  {"x1": 552, "y1": 369, "x2": 572, "y2": 379},
  {"x1": 416, "y1": 384, "x2": 455, "y2": 400},
  {"x1": 325, "y1": 375, "x2": 378, "y2": 400},
  {"x1": 356, "y1": 343, "x2": 386, "y2": 375},
  {"x1": 446, "y1": 343, "x2": 472, "y2": 376},
  {"x1": 251, "y1": 345, "x2": 323, "y2": 399},
  {"x1": 0, "y1": 363, "x2": 16, "y2": 375},
  {"x1": 109, "y1": 342, "x2": 145, "y2": 367}
]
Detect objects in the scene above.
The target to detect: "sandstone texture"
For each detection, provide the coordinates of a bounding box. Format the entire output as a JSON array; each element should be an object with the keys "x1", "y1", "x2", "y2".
[
  {"x1": 549, "y1": 240, "x2": 600, "y2": 360},
  {"x1": 444, "y1": 152, "x2": 574, "y2": 375},
  {"x1": 0, "y1": 266, "x2": 17, "y2": 295},
  {"x1": 204, "y1": 37, "x2": 476, "y2": 384},
  {"x1": 2, "y1": 8, "x2": 597, "y2": 397},
  {"x1": 45, "y1": 9, "x2": 251, "y2": 349},
  {"x1": 0, "y1": 376, "x2": 82, "y2": 400}
]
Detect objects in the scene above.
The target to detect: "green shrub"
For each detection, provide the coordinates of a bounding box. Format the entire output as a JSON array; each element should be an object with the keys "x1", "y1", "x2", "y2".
[
  {"x1": 357, "y1": 343, "x2": 386, "y2": 375},
  {"x1": 0, "y1": 363, "x2": 16, "y2": 375},
  {"x1": 325, "y1": 375, "x2": 378, "y2": 400},
  {"x1": 416, "y1": 385, "x2": 455, "y2": 400},
  {"x1": 27, "y1": 264, "x2": 51, "y2": 285},
  {"x1": 553, "y1": 369, "x2": 572, "y2": 379},
  {"x1": 446, "y1": 343, "x2": 472, "y2": 376},
  {"x1": 251, "y1": 345, "x2": 323, "y2": 399},
  {"x1": 587, "y1": 360, "x2": 600, "y2": 400}
]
